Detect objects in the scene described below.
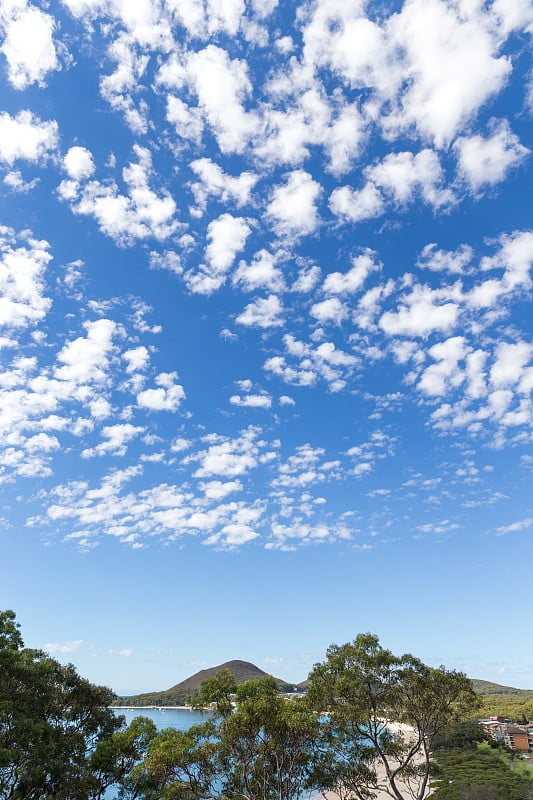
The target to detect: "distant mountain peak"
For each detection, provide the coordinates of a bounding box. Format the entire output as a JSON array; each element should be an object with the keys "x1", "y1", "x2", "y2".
[{"x1": 114, "y1": 659, "x2": 298, "y2": 707}]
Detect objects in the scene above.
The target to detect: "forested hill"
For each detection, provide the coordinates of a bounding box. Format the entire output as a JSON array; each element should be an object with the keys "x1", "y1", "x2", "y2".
[
  {"x1": 472, "y1": 679, "x2": 533, "y2": 721},
  {"x1": 471, "y1": 679, "x2": 533, "y2": 696},
  {"x1": 114, "y1": 666, "x2": 533, "y2": 710},
  {"x1": 113, "y1": 660, "x2": 298, "y2": 706}
]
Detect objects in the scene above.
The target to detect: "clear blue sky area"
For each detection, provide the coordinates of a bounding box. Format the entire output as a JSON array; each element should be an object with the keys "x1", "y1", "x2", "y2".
[{"x1": 0, "y1": 0, "x2": 532, "y2": 695}]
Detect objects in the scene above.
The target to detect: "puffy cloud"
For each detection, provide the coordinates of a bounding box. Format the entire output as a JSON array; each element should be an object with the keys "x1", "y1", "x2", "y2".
[
  {"x1": 185, "y1": 214, "x2": 251, "y2": 295},
  {"x1": 186, "y1": 45, "x2": 258, "y2": 153},
  {"x1": 205, "y1": 214, "x2": 251, "y2": 272},
  {"x1": 322, "y1": 251, "x2": 379, "y2": 295},
  {"x1": 489, "y1": 342, "x2": 533, "y2": 388},
  {"x1": 230, "y1": 393, "x2": 272, "y2": 408},
  {"x1": 367, "y1": 149, "x2": 453, "y2": 207},
  {"x1": 264, "y1": 334, "x2": 356, "y2": 391},
  {"x1": 63, "y1": 147, "x2": 96, "y2": 181},
  {"x1": 0, "y1": 1, "x2": 60, "y2": 89},
  {"x1": 236, "y1": 294, "x2": 284, "y2": 328},
  {"x1": 0, "y1": 111, "x2": 58, "y2": 165},
  {"x1": 3, "y1": 170, "x2": 39, "y2": 193},
  {"x1": 191, "y1": 429, "x2": 261, "y2": 478},
  {"x1": 267, "y1": 170, "x2": 322, "y2": 238},
  {"x1": 137, "y1": 372, "x2": 185, "y2": 411},
  {"x1": 233, "y1": 249, "x2": 285, "y2": 293},
  {"x1": 418, "y1": 337, "x2": 468, "y2": 397},
  {"x1": 123, "y1": 346, "x2": 150, "y2": 373},
  {"x1": 329, "y1": 183, "x2": 385, "y2": 223},
  {"x1": 380, "y1": 285, "x2": 460, "y2": 338},
  {"x1": 82, "y1": 423, "x2": 144, "y2": 458},
  {"x1": 454, "y1": 119, "x2": 529, "y2": 191},
  {"x1": 417, "y1": 243, "x2": 473, "y2": 274},
  {"x1": 189, "y1": 158, "x2": 258, "y2": 214},
  {"x1": 60, "y1": 146, "x2": 178, "y2": 245},
  {"x1": 386, "y1": 0, "x2": 511, "y2": 146},
  {"x1": 55, "y1": 319, "x2": 117, "y2": 386},
  {"x1": 0, "y1": 230, "x2": 52, "y2": 329},
  {"x1": 310, "y1": 297, "x2": 348, "y2": 324}
]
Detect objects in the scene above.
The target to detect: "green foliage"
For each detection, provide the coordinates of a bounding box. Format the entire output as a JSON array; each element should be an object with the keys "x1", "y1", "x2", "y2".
[
  {"x1": 431, "y1": 745, "x2": 533, "y2": 800},
  {"x1": 432, "y1": 721, "x2": 485, "y2": 751},
  {"x1": 219, "y1": 676, "x2": 319, "y2": 800},
  {"x1": 479, "y1": 694, "x2": 533, "y2": 722},
  {"x1": 133, "y1": 674, "x2": 320, "y2": 800},
  {"x1": 307, "y1": 633, "x2": 480, "y2": 800},
  {"x1": 122, "y1": 721, "x2": 220, "y2": 800},
  {"x1": 0, "y1": 610, "x2": 155, "y2": 800}
]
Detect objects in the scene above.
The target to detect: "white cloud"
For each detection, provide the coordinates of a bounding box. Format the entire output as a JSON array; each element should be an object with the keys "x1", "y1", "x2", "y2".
[
  {"x1": 417, "y1": 243, "x2": 473, "y2": 274},
  {"x1": 380, "y1": 285, "x2": 460, "y2": 338},
  {"x1": 82, "y1": 423, "x2": 144, "y2": 458},
  {"x1": 495, "y1": 517, "x2": 533, "y2": 535},
  {"x1": 205, "y1": 214, "x2": 251, "y2": 272},
  {"x1": 386, "y1": 0, "x2": 511, "y2": 146},
  {"x1": 230, "y1": 393, "x2": 272, "y2": 408},
  {"x1": 44, "y1": 639, "x2": 83, "y2": 654},
  {"x1": 166, "y1": 94, "x2": 204, "y2": 145},
  {"x1": 199, "y1": 479, "x2": 243, "y2": 500},
  {"x1": 489, "y1": 342, "x2": 533, "y2": 388},
  {"x1": 455, "y1": 119, "x2": 529, "y2": 191},
  {"x1": 55, "y1": 319, "x2": 117, "y2": 386},
  {"x1": 123, "y1": 346, "x2": 150, "y2": 373},
  {"x1": 329, "y1": 183, "x2": 385, "y2": 223},
  {"x1": 418, "y1": 336, "x2": 468, "y2": 397},
  {"x1": 233, "y1": 249, "x2": 285, "y2": 292},
  {"x1": 1, "y1": 1, "x2": 60, "y2": 89},
  {"x1": 310, "y1": 297, "x2": 348, "y2": 325},
  {"x1": 137, "y1": 372, "x2": 185, "y2": 412},
  {"x1": 191, "y1": 429, "x2": 260, "y2": 478},
  {"x1": 322, "y1": 251, "x2": 379, "y2": 295},
  {"x1": 186, "y1": 45, "x2": 258, "y2": 154},
  {"x1": 0, "y1": 230, "x2": 52, "y2": 330},
  {"x1": 62, "y1": 146, "x2": 178, "y2": 245},
  {"x1": 63, "y1": 147, "x2": 96, "y2": 180},
  {"x1": 236, "y1": 295, "x2": 284, "y2": 328},
  {"x1": 267, "y1": 170, "x2": 322, "y2": 238},
  {"x1": 367, "y1": 149, "x2": 453, "y2": 208},
  {"x1": 3, "y1": 170, "x2": 39, "y2": 193},
  {"x1": 185, "y1": 214, "x2": 251, "y2": 295},
  {"x1": 0, "y1": 111, "x2": 58, "y2": 165},
  {"x1": 189, "y1": 157, "x2": 258, "y2": 214}
]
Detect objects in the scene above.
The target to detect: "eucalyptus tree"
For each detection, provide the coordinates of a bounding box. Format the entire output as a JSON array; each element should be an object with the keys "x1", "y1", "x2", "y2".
[
  {"x1": 0, "y1": 609, "x2": 155, "y2": 800},
  {"x1": 307, "y1": 633, "x2": 480, "y2": 800}
]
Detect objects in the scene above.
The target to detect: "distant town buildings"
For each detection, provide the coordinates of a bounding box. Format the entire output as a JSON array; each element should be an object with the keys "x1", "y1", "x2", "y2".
[{"x1": 480, "y1": 717, "x2": 533, "y2": 751}]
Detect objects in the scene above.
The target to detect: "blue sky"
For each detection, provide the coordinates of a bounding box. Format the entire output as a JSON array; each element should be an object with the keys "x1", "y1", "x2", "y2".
[{"x1": 1, "y1": 0, "x2": 532, "y2": 695}]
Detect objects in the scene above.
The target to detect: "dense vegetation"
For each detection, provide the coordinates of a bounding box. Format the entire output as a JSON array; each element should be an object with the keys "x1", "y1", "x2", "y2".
[
  {"x1": 470, "y1": 679, "x2": 533, "y2": 722},
  {"x1": 431, "y1": 723, "x2": 533, "y2": 799},
  {"x1": 2, "y1": 610, "x2": 524, "y2": 800},
  {"x1": 113, "y1": 659, "x2": 297, "y2": 707}
]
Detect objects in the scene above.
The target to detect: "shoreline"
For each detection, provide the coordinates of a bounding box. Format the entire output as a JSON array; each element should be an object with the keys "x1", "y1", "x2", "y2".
[{"x1": 110, "y1": 705, "x2": 193, "y2": 710}]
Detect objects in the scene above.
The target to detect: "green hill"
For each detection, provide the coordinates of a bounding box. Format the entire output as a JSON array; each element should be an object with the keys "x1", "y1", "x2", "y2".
[
  {"x1": 113, "y1": 660, "x2": 298, "y2": 707},
  {"x1": 471, "y1": 679, "x2": 533, "y2": 697},
  {"x1": 471, "y1": 679, "x2": 533, "y2": 722}
]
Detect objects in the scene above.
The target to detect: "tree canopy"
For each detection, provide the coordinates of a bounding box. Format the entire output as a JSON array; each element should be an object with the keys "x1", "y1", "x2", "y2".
[
  {"x1": 306, "y1": 633, "x2": 481, "y2": 800},
  {"x1": 1, "y1": 613, "x2": 503, "y2": 800},
  {"x1": 0, "y1": 610, "x2": 156, "y2": 800}
]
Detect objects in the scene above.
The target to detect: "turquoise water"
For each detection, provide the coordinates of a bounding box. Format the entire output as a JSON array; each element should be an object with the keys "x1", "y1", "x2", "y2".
[{"x1": 113, "y1": 706, "x2": 212, "y2": 731}]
